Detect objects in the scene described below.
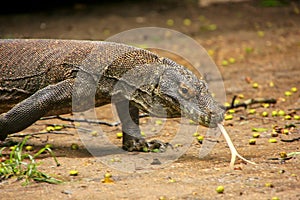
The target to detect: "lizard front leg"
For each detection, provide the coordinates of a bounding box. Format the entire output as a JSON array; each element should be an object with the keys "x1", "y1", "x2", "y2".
[
  {"x1": 115, "y1": 100, "x2": 169, "y2": 152},
  {"x1": 115, "y1": 100, "x2": 145, "y2": 151},
  {"x1": 0, "y1": 79, "x2": 75, "y2": 141}
]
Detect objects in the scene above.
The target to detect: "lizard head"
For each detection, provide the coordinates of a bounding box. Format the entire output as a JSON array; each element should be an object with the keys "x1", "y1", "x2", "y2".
[
  {"x1": 154, "y1": 58, "x2": 225, "y2": 127},
  {"x1": 113, "y1": 54, "x2": 225, "y2": 128}
]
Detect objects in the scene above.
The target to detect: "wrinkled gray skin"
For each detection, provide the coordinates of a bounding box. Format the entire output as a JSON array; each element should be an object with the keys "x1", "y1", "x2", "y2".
[{"x1": 0, "y1": 39, "x2": 225, "y2": 151}]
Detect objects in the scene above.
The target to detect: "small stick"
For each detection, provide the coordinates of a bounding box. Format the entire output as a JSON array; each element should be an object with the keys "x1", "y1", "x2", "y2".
[
  {"x1": 40, "y1": 115, "x2": 120, "y2": 126},
  {"x1": 217, "y1": 123, "x2": 256, "y2": 168},
  {"x1": 281, "y1": 137, "x2": 300, "y2": 143},
  {"x1": 40, "y1": 114, "x2": 150, "y2": 127},
  {"x1": 226, "y1": 97, "x2": 277, "y2": 110},
  {"x1": 9, "y1": 131, "x2": 74, "y2": 138},
  {"x1": 288, "y1": 108, "x2": 300, "y2": 111}
]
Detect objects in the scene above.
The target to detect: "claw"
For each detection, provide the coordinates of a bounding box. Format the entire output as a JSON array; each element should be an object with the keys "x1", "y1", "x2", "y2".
[
  {"x1": 122, "y1": 137, "x2": 147, "y2": 152},
  {"x1": 122, "y1": 136, "x2": 172, "y2": 153},
  {"x1": 147, "y1": 140, "x2": 173, "y2": 152}
]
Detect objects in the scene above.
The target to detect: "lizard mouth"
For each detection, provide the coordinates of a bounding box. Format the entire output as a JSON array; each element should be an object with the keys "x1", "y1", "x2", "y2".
[
  {"x1": 198, "y1": 112, "x2": 224, "y2": 127},
  {"x1": 207, "y1": 111, "x2": 225, "y2": 127},
  {"x1": 183, "y1": 104, "x2": 225, "y2": 128}
]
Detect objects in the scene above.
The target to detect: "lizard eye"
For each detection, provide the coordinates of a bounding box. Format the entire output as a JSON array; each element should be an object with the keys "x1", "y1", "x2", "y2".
[
  {"x1": 181, "y1": 87, "x2": 188, "y2": 94},
  {"x1": 178, "y1": 82, "x2": 196, "y2": 99}
]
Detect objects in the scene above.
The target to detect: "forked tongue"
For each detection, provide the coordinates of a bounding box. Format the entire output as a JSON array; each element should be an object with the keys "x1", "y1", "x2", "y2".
[
  {"x1": 199, "y1": 123, "x2": 256, "y2": 168},
  {"x1": 217, "y1": 123, "x2": 256, "y2": 168}
]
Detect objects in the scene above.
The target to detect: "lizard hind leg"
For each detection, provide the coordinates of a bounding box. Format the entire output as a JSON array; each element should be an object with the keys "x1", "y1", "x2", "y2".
[{"x1": 0, "y1": 79, "x2": 75, "y2": 140}]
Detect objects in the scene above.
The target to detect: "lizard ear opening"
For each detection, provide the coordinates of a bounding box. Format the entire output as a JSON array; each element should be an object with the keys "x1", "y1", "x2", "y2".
[{"x1": 178, "y1": 82, "x2": 196, "y2": 100}]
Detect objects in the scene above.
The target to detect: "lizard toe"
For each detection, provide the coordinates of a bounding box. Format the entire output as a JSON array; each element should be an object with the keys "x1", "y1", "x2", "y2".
[
  {"x1": 147, "y1": 140, "x2": 173, "y2": 152},
  {"x1": 122, "y1": 136, "x2": 147, "y2": 152}
]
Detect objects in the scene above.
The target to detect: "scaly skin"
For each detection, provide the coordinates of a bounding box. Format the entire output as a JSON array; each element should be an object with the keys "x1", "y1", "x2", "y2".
[{"x1": 0, "y1": 39, "x2": 225, "y2": 151}]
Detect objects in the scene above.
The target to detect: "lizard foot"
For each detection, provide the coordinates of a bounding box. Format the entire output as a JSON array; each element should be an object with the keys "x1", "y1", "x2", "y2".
[
  {"x1": 146, "y1": 140, "x2": 173, "y2": 152},
  {"x1": 122, "y1": 135, "x2": 171, "y2": 152},
  {"x1": 122, "y1": 136, "x2": 147, "y2": 152}
]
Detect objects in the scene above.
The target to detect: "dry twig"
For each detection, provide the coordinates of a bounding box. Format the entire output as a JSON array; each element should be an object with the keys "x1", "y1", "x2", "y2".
[
  {"x1": 226, "y1": 96, "x2": 276, "y2": 110},
  {"x1": 10, "y1": 131, "x2": 74, "y2": 138}
]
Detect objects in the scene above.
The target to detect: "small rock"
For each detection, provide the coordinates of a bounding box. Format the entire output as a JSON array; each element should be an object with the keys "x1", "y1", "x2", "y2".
[
  {"x1": 151, "y1": 158, "x2": 162, "y2": 165},
  {"x1": 61, "y1": 190, "x2": 73, "y2": 195}
]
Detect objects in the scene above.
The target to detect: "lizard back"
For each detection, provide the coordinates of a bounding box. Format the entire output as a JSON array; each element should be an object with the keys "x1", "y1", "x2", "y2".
[{"x1": 0, "y1": 39, "x2": 161, "y2": 113}]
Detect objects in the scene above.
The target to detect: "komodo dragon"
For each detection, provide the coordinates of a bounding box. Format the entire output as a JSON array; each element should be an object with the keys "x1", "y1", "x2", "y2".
[{"x1": 0, "y1": 39, "x2": 225, "y2": 151}]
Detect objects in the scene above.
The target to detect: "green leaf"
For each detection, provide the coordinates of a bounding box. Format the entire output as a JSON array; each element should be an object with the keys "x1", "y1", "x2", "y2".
[{"x1": 0, "y1": 136, "x2": 62, "y2": 185}]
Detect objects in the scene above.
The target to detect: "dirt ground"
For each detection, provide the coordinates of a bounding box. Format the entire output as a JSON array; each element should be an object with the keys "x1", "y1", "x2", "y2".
[{"x1": 1, "y1": 0, "x2": 300, "y2": 199}]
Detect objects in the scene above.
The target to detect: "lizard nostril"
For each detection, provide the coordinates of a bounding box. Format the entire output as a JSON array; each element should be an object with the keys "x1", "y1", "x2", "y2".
[{"x1": 209, "y1": 109, "x2": 225, "y2": 124}]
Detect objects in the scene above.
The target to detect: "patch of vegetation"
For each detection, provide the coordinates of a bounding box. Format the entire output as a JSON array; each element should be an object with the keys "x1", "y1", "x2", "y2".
[
  {"x1": 260, "y1": 0, "x2": 289, "y2": 7},
  {"x1": 0, "y1": 136, "x2": 62, "y2": 185}
]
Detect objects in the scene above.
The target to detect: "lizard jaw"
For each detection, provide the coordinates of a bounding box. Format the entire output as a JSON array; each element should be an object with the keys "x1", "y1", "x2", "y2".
[{"x1": 182, "y1": 104, "x2": 225, "y2": 128}]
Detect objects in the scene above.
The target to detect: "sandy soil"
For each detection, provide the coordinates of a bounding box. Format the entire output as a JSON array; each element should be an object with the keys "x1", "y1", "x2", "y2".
[{"x1": 0, "y1": 0, "x2": 300, "y2": 199}]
